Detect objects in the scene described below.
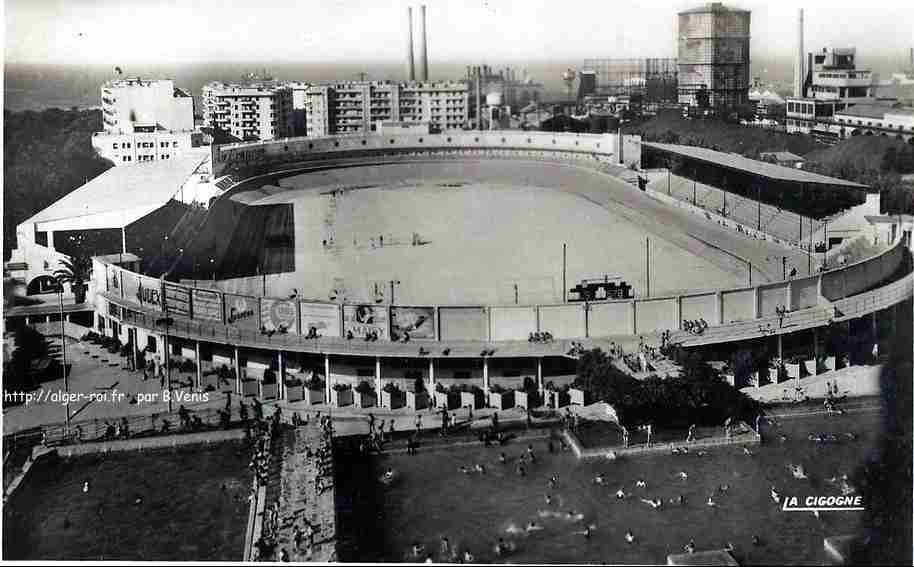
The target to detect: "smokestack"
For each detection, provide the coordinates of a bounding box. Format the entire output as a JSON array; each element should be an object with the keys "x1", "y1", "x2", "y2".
[
  {"x1": 794, "y1": 9, "x2": 804, "y2": 97},
  {"x1": 418, "y1": 5, "x2": 428, "y2": 81},
  {"x1": 406, "y1": 7, "x2": 415, "y2": 81}
]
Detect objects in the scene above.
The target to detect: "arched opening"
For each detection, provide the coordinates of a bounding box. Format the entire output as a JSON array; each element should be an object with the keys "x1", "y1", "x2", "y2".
[{"x1": 27, "y1": 275, "x2": 60, "y2": 295}]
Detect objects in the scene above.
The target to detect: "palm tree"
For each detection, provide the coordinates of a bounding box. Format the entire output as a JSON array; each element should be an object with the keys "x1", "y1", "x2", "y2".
[{"x1": 54, "y1": 255, "x2": 92, "y2": 304}]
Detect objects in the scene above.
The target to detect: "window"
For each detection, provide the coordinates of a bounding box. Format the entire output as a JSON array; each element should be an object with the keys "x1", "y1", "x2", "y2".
[
  {"x1": 112, "y1": 143, "x2": 119, "y2": 149},
  {"x1": 172, "y1": 141, "x2": 178, "y2": 147}
]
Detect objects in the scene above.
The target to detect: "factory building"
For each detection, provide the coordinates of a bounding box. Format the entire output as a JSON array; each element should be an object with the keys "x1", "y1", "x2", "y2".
[
  {"x1": 201, "y1": 81, "x2": 296, "y2": 141},
  {"x1": 465, "y1": 65, "x2": 544, "y2": 128},
  {"x1": 677, "y1": 2, "x2": 751, "y2": 110},
  {"x1": 304, "y1": 81, "x2": 468, "y2": 136}
]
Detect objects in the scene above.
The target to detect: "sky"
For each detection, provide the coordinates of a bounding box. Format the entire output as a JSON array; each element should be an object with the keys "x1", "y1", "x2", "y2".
[{"x1": 4, "y1": 0, "x2": 914, "y2": 66}]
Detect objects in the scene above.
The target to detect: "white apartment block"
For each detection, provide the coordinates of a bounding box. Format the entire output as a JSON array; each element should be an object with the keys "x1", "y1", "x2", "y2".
[
  {"x1": 305, "y1": 80, "x2": 469, "y2": 136},
  {"x1": 201, "y1": 82, "x2": 295, "y2": 141},
  {"x1": 95, "y1": 77, "x2": 197, "y2": 165},
  {"x1": 101, "y1": 78, "x2": 194, "y2": 134}
]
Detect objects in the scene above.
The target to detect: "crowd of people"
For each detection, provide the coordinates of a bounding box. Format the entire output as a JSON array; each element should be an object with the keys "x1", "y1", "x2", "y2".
[
  {"x1": 528, "y1": 331, "x2": 554, "y2": 344},
  {"x1": 682, "y1": 319, "x2": 709, "y2": 335}
]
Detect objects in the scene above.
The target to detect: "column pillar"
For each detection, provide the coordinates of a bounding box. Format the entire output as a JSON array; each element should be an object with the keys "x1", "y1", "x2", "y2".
[
  {"x1": 776, "y1": 333, "x2": 784, "y2": 384},
  {"x1": 65, "y1": 314, "x2": 71, "y2": 323},
  {"x1": 234, "y1": 346, "x2": 242, "y2": 395},
  {"x1": 676, "y1": 296, "x2": 683, "y2": 330},
  {"x1": 25, "y1": 315, "x2": 30, "y2": 326},
  {"x1": 375, "y1": 356, "x2": 382, "y2": 399},
  {"x1": 630, "y1": 301, "x2": 637, "y2": 335},
  {"x1": 536, "y1": 358, "x2": 544, "y2": 402},
  {"x1": 324, "y1": 354, "x2": 332, "y2": 403},
  {"x1": 277, "y1": 351, "x2": 285, "y2": 400},
  {"x1": 752, "y1": 287, "x2": 760, "y2": 319},
  {"x1": 195, "y1": 341, "x2": 202, "y2": 391},
  {"x1": 786, "y1": 280, "x2": 794, "y2": 311},
  {"x1": 483, "y1": 357, "x2": 490, "y2": 400},
  {"x1": 716, "y1": 291, "x2": 724, "y2": 325},
  {"x1": 871, "y1": 311, "x2": 879, "y2": 361},
  {"x1": 46, "y1": 315, "x2": 51, "y2": 323},
  {"x1": 812, "y1": 327, "x2": 820, "y2": 376},
  {"x1": 428, "y1": 359, "x2": 436, "y2": 399}
]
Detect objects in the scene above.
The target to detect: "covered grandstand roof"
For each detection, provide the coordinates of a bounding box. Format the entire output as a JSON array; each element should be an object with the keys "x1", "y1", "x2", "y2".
[
  {"x1": 23, "y1": 150, "x2": 209, "y2": 231},
  {"x1": 642, "y1": 142, "x2": 869, "y2": 189}
]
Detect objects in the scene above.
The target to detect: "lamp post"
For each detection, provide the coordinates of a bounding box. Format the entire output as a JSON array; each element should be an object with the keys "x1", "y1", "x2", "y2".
[
  {"x1": 56, "y1": 277, "x2": 70, "y2": 435},
  {"x1": 209, "y1": 257, "x2": 215, "y2": 281}
]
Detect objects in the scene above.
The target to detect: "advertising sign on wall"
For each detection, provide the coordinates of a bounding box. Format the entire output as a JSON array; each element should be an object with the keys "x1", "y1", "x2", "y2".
[
  {"x1": 163, "y1": 283, "x2": 191, "y2": 318},
  {"x1": 122, "y1": 273, "x2": 163, "y2": 311},
  {"x1": 390, "y1": 306, "x2": 436, "y2": 340},
  {"x1": 300, "y1": 302, "x2": 341, "y2": 337},
  {"x1": 342, "y1": 304, "x2": 388, "y2": 340},
  {"x1": 261, "y1": 298, "x2": 299, "y2": 333},
  {"x1": 107, "y1": 266, "x2": 123, "y2": 297},
  {"x1": 223, "y1": 293, "x2": 260, "y2": 329},
  {"x1": 192, "y1": 288, "x2": 224, "y2": 323}
]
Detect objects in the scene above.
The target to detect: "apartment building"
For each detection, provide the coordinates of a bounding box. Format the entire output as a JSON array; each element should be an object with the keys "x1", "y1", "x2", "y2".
[
  {"x1": 202, "y1": 82, "x2": 295, "y2": 141},
  {"x1": 94, "y1": 77, "x2": 197, "y2": 165},
  {"x1": 305, "y1": 80, "x2": 469, "y2": 136}
]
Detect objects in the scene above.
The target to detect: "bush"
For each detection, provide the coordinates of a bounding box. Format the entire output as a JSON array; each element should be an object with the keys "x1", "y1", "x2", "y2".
[
  {"x1": 305, "y1": 374, "x2": 326, "y2": 390},
  {"x1": 382, "y1": 382, "x2": 401, "y2": 394},
  {"x1": 332, "y1": 382, "x2": 352, "y2": 392}
]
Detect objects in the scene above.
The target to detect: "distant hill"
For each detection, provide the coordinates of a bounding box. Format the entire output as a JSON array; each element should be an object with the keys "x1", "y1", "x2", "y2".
[
  {"x1": 623, "y1": 111, "x2": 824, "y2": 158},
  {"x1": 3, "y1": 108, "x2": 113, "y2": 261},
  {"x1": 803, "y1": 135, "x2": 914, "y2": 174}
]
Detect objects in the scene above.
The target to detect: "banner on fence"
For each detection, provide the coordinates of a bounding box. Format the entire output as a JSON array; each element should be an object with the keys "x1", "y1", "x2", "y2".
[
  {"x1": 164, "y1": 283, "x2": 191, "y2": 318},
  {"x1": 192, "y1": 288, "x2": 224, "y2": 323},
  {"x1": 343, "y1": 304, "x2": 388, "y2": 339},
  {"x1": 122, "y1": 272, "x2": 163, "y2": 311},
  {"x1": 300, "y1": 302, "x2": 341, "y2": 337},
  {"x1": 390, "y1": 306, "x2": 435, "y2": 340},
  {"x1": 261, "y1": 297, "x2": 299, "y2": 333},
  {"x1": 224, "y1": 293, "x2": 260, "y2": 329}
]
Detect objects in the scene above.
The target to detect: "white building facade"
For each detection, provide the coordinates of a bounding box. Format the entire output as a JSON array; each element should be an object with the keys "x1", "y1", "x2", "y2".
[
  {"x1": 201, "y1": 82, "x2": 295, "y2": 141},
  {"x1": 305, "y1": 80, "x2": 469, "y2": 136}
]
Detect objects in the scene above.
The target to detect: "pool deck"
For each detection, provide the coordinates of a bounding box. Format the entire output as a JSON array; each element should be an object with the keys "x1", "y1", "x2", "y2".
[{"x1": 667, "y1": 549, "x2": 740, "y2": 565}]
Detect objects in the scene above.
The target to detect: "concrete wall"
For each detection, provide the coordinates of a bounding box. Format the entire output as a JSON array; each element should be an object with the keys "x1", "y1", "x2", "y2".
[
  {"x1": 212, "y1": 130, "x2": 641, "y2": 176},
  {"x1": 681, "y1": 292, "x2": 717, "y2": 323},
  {"x1": 537, "y1": 304, "x2": 586, "y2": 339},
  {"x1": 490, "y1": 306, "x2": 537, "y2": 341},
  {"x1": 790, "y1": 275, "x2": 819, "y2": 310},
  {"x1": 439, "y1": 307, "x2": 488, "y2": 341},
  {"x1": 721, "y1": 288, "x2": 755, "y2": 323},
  {"x1": 587, "y1": 301, "x2": 633, "y2": 336},
  {"x1": 821, "y1": 240, "x2": 904, "y2": 301},
  {"x1": 634, "y1": 297, "x2": 679, "y2": 334},
  {"x1": 757, "y1": 282, "x2": 788, "y2": 316}
]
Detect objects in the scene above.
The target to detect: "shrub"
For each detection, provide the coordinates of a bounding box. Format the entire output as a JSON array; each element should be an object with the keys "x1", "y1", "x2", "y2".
[
  {"x1": 382, "y1": 382, "x2": 401, "y2": 394},
  {"x1": 305, "y1": 374, "x2": 326, "y2": 390},
  {"x1": 332, "y1": 382, "x2": 352, "y2": 392}
]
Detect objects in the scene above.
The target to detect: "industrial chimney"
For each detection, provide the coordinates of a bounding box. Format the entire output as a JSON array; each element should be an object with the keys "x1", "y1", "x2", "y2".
[
  {"x1": 418, "y1": 5, "x2": 429, "y2": 81},
  {"x1": 406, "y1": 7, "x2": 415, "y2": 81},
  {"x1": 794, "y1": 9, "x2": 804, "y2": 97}
]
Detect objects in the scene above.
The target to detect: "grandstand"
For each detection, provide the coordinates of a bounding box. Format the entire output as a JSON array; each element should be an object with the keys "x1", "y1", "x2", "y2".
[{"x1": 644, "y1": 171, "x2": 824, "y2": 246}]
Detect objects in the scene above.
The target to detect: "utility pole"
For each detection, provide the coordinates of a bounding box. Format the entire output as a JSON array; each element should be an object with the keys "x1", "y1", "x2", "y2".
[{"x1": 562, "y1": 243, "x2": 567, "y2": 304}]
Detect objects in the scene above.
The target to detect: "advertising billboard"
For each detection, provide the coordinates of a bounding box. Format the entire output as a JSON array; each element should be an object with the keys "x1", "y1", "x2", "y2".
[
  {"x1": 192, "y1": 288, "x2": 224, "y2": 323},
  {"x1": 163, "y1": 283, "x2": 191, "y2": 318},
  {"x1": 390, "y1": 306, "x2": 436, "y2": 340},
  {"x1": 343, "y1": 304, "x2": 389, "y2": 340},
  {"x1": 223, "y1": 293, "x2": 260, "y2": 330},
  {"x1": 261, "y1": 298, "x2": 299, "y2": 333},
  {"x1": 300, "y1": 302, "x2": 341, "y2": 338},
  {"x1": 122, "y1": 272, "x2": 163, "y2": 311}
]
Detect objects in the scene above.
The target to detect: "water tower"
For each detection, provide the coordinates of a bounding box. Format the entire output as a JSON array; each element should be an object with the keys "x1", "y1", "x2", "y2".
[{"x1": 486, "y1": 91, "x2": 504, "y2": 130}]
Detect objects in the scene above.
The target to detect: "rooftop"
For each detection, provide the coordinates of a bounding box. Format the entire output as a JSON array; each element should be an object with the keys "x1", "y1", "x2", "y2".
[
  {"x1": 22, "y1": 149, "x2": 210, "y2": 231},
  {"x1": 679, "y1": 2, "x2": 749, "y2": 14},
  {"x1": 642, "y1": 142, "x2": 868, "y2": 189},
  {"x1": 837, "y1": 103, "x2": 914, "y2": 120}
]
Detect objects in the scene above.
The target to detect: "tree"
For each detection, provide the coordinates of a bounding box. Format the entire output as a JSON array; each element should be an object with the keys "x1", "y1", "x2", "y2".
[{"x1": 53, "y1": 254, "x2": 92, "y2": 303}]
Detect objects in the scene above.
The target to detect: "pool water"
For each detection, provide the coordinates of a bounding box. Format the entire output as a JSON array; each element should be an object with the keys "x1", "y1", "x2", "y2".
[
  {"x1": 2, "y1": 441, "x2": 252, "y2": 561},
  {"x1": 336, "y1": 412, "x2": 882, "y2": 564}
]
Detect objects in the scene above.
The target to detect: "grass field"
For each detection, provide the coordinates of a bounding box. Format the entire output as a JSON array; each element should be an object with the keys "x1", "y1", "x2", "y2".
[
  {"x1": 231, "y1": 160, "x2": 766, "y2": 306},
  {"x1": 2, "y1": 441, "x2": 251, "y2": 561}
]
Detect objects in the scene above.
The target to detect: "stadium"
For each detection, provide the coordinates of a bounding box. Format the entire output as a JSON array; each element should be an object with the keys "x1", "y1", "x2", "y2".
[
  {"x1": 9, "y1": 129, "x2": 890, "y2": 405},
  {"x1": 6, "y1": 129, "x2": 914, "y2": 563}
]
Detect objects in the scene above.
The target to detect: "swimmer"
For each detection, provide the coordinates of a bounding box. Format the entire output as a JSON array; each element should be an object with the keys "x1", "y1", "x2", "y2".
[
  {"x1": 474, "y1": 464, "x2": 486, "y2": 474},
  {"x1": 696, "y1": 450, "x2": 708, "y2": 457},
  {"x1": 463, "y1": 550, "x2": 474, "y2": 562},
  {"x1": 412, "y1": 542, "x2": 425, "y2": 557},
  {"x1": 565, "y1": 510, "x2": 584, "y2": 521},
  {"x1": 812, "y1": 509, "x2": 821, "y2": 520},
  {"x1": 770, "y1": 486, "x2": 781, "y2": 503},
  {"x1": 544, "y1": 493, "x2": 552, "y2": 505},
  {"x1": 669, "y1": 494, "x2": 685, "y2": 505},
  {"x1": 718, "y1": 484, "x2": 729, "y2": 493},
  {"x1": 671, "y1": 447, "x2": 680, "y2": 455},
  {"x1": 791, "y1": 464, "x2": 808, "y2": 480},
  {"x1": 425, "y1": 555, "x2": 433, "y2": 563},
  {"x1": 725, "y1": 542, "x2": 734, "y2": 552},
  {"x1": 134, "y1": 496, "x2": 143, "y2": 505},
  {"x1": 615, "y1": 489, "x2": 626, "y2": 499},
  {"x1": 678, "y1": 471, "x2": 688, "y2": 480},
  {"x1": 517, "y1": 465, "x2": 526, "y2": 477},
  {"x1": 459, "y1": 466, "x2": 470, "y2": 474},
  {"x1": 625, "y1": 531, "x2": 636, "y2": 544},
  {"x1": 525, "y1": 521, "x2": 543, "y2": 532},
  {"x1": 641, "y1": 498, "x2": 663, "y2": 509},
  {"x1": 494, "y1": 538, "x2": 507, "y2": 556},
  {"x1": 440, "y1": 537, "x2": 450, "y2": 555},
  {"x1": 752, "y1": 535, "x2": 761, "y2": 546},
  {"x1": 684, "y1": 539, "x2": 696, "y2": 554},
  {"x1": 384, "y1": 468, "x2": 395, "y2": 481},
  {"x1": 498, "y1": 452, "x2": 507, "y2": 464},
  {"x1": 743, "y1": 447, "x2": 754, "y2": 456},
  {"x1": 593, "y1": 473, "x2": 606, "y2": 485},
  {"x1": 82, "y1": 481, "x2": 90, "y2": 493},
  {"x1": 845, "y1": 432, "x2": 857, "y2": 440},
  {"x1": 605, "y1": 451, "x2": 618, "y2": 460},
  {"x1": 779, "y1": 434, "x2": 789, "y2": 442},
  {"x1": 706, "y1": 495, "x2": 717, "y2": 507},
  {"x1": 505, "y1": 524, "x2": 525, "y2": 535},
  {"x1": 841, "y1": 480, "x2": 856, "y2": 496},
  {"x1": 549, "y1": 473, "x2": 559, "y2": 488},
  {"x1": 635, "y1": 479, "x2": 647, "y2": 488}
]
